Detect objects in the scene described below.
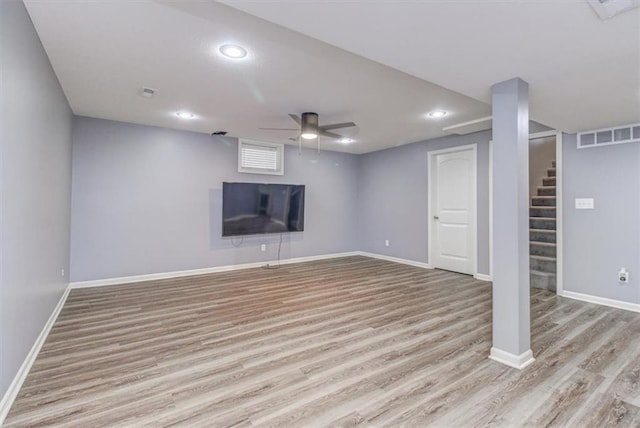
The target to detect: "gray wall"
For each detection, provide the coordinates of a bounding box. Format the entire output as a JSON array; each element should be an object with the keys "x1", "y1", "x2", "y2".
[
  {"x1": 562, "y1": 134, "x2": 640, "y2": 305},
  {"x1": 358, "y1": 131, "x2": 491, "y2": 276},
  {"x1": 0, "y1": 0, "x2": 73, "y2": 397},
  {"x1": 70, "y1": 117, "x2": 359, "y2": 281},
  {"x1": 529, "y1": 136, "x2": 556, "y2": 197}
]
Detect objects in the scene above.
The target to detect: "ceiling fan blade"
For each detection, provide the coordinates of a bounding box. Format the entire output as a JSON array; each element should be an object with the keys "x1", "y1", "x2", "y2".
[
  {"x1": 288, "y1": 114, "x2": 301, "y2": 125},
  {"x1": 320, "y1": 122, "x2": 357, "y2": 131},
  {"x1": 320, "y1": 130, "x2": 342, "y2": 139},
  {"x1": 259, "y1": 127, "x2": 299, "y2": 131}
]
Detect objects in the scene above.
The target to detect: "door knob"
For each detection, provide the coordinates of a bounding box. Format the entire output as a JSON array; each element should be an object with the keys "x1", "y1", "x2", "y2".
[{"x1": 433, "y1": 216, "x2": 439, "y2": 220}]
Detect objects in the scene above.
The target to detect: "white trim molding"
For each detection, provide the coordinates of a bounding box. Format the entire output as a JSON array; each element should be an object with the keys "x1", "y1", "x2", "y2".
[
  {"x1": 474, "y1": 273, "x2": 492, "y2": 282},
  {"x1": 559, "y1": 290, "x2": 640, "y2": 313},
  {"x1": 70, "y1": 251, "x2": 432, "y2": 290},
  {"x1": 555, "y1": 132, "x2": 564, "y2": 295},
  {"x1": 442, "y1": 116, "x2": 492, "y2": 135},
  {"x1": 529, "y1": 130, "x2": 558, "y2": 140},
  {"x1": 489, "y1": 347, "x2": 535, "y2": 370},
  {"x1": 70, "y1": 252, "x2": 361, "y2": 289},
  {"x1": 489, "y1": 140, "x2": 493, "y2": 280},
  {"x1": 0, "y1": 286, "x2": 71, "y2": 425},
  {"x1": 358, "y1": 252, "x2": 432, "y2": 270}
]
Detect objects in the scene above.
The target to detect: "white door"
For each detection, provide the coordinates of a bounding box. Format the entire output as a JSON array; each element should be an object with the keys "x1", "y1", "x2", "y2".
[{"x1": 430, "y1": 147, "x2": 476, "y2": 275}]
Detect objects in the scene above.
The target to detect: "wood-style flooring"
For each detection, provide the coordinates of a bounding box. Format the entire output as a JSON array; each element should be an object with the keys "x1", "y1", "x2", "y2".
[{"x1": 5, "y1": 256, "x2": 640, "y2": 427}]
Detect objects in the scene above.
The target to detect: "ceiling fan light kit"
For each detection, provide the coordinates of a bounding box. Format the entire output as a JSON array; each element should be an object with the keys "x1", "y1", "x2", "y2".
[
  {"x1": 261, "y1": 112, "x2": 357, "y2": 143},
  {"x1": 300, "y1": 112, "x2": 319, "y2": 139},
  {"x1": 259, "y1": 111, "x2": 358, "y2": 154}
]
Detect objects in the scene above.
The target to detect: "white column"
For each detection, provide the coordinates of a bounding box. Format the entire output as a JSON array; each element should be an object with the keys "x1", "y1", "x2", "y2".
[{"x1": 490, "y1": 77, "x2": 534, "y2": 369}]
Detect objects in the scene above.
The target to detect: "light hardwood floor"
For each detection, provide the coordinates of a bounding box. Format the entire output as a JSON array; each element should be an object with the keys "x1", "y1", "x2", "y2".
[{"x1": 5, "y1": 256, "x2": 640, "y2": 427}]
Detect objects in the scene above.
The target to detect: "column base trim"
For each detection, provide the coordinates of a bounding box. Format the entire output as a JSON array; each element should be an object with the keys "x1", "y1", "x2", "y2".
[{"x1": 489, "y1": 347, "x2": 535, "y2": 370}]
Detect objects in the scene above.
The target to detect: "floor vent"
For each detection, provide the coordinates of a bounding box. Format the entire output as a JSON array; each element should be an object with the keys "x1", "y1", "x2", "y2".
[{"x1": 577, "y1": 123, "x2": 640, "y2": 149}]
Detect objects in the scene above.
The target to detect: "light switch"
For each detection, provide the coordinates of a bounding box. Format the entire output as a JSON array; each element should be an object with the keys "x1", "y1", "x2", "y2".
[{"x1": 575, "y1": 198, "x2": 594, "y2": 209}]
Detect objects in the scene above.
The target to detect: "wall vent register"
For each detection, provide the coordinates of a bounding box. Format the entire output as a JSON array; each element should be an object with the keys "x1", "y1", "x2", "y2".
[
  {"x1": 238, "y1": 139, "x2": 284, "y2": 175},
  {"x1": 577, "y1": 123, "x2": 640, "y2": 149}
]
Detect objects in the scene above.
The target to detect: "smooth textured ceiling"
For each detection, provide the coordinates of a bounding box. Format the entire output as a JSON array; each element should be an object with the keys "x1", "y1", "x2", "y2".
[
  {"x1": 222, "y1": 0, "x2": 640, "y2": 134},
  {"x1": 23, "y1": 0, "x2": 491, "y2": 154}
]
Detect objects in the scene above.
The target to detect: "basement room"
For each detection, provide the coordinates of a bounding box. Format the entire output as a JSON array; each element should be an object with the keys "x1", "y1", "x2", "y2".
[{"x1": 1, "y1": 0, "x2": 639, "y2": 426}]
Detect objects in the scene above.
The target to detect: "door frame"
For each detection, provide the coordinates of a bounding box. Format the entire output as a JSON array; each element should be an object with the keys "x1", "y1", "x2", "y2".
[
  {"x1": 488, "y1": 130, "x2": 563, "y2": 290},
  {"x1": 427, "y1": 144, "x2": 478, "y2": 275}
]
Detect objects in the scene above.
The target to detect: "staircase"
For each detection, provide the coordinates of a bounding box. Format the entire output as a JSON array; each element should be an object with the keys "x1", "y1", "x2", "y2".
[{"x1": 530, "y1": 160, "x2": 557, "y2": 291}]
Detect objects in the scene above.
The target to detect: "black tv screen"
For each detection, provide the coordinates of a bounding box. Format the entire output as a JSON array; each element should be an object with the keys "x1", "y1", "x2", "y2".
[{"x1": 222, "y1": 182, "x2": 305, "y2": 237}]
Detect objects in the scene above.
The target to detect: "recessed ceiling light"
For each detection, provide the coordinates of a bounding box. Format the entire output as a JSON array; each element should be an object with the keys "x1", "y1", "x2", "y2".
[
  {"x1": 427, "y1": 110, "x2": 448, "y2": 119},
  {"x1": 338, "y1": 138, "x2": 354, "y2": 144},
  {"x1": 219, "y1": 44, "x2": 248, "y2": 59},
  {"x1": 175, "y1": 111, "x2": 195, "y2": 120}
]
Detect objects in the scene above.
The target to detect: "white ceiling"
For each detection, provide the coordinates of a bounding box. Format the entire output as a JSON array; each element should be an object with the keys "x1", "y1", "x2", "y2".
[
  {"x1": 24, "y1": 1, "x2": 639, "y2": 154},
  {"x1": 222, "y1": 0, "x2": 640, "y2": 135}
]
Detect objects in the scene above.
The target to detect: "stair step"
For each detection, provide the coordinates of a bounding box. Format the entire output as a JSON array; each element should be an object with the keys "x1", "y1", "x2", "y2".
[
  {"x1": 530, "y1": 217, "x2": 556, "y2": 230},
  {"x1": 532, "y1": 196, "x2": 556, "y2": 207},
  {"x1": 537, "y1": 186, "x2": 556, "y2": 197},
  {"x1": 530, "y1": 229, "x2": 556, "y2": 243},
  {"x1": 530, "y1": 206, "x2": 556, "y2": 218},
  {"x1": 531, "y1": 270, "x2": 556, "y2": 291},
  {"x1": 531, "y1": 255, "x2": 557, "y2": 273},
  {"x1": 543, "y1": 177, "x2": 556, "y2": 186},
  {"x1": 547, "y1": 168, "x2": 556, "y2": 177},
  {"x1": 530, "y1": 242, "x2": 557, "y2": 257}
]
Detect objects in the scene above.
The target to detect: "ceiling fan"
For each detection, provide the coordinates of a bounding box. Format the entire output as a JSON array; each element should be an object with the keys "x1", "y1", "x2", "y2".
[{"x1": 260, "y1": 112, "x2": 357, "y2": 152}]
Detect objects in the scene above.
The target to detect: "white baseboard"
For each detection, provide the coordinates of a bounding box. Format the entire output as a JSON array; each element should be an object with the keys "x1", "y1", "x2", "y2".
[
  {"x1": 559, "y1": 290, "x2": 640, "y2": 313},
  {"x1": 489, "y1": 347, "x2": 535, "y2": 370},
  {"x1": 69, "y1": 251, "x2": 434, "y2": 289},
  {"x1": 474, "y1": 273, "x2": 492, "y2": 282},
  {"x1": 358, "y1": 252, "x2": 432, "y2": 270},
  {"x1": 69, "y1": 252, "x2": 362, "y2": 289},
  {"x1": 0, "y1": 286, "x2": 71, "y2": 425}
]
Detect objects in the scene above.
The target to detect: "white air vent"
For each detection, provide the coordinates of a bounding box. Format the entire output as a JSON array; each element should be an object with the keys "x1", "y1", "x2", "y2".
[
  {"x1": 577, "y1": 123, "x2": 640, "y2": 149},
  {"x1": 238, "y1": 139, "x2": 284, "y2": 175},
  {"x1": 587, "y1": 0, "x2": 640, "y2": 20}
]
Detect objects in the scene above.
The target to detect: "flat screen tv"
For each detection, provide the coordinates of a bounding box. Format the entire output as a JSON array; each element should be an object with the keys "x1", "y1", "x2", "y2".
[{"x1": 222, "y1": 182, "x2": 305, "y2": 237}]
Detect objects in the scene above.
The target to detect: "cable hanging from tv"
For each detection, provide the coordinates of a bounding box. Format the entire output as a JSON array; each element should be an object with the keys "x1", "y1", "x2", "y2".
[{"x1": 263, "y1": 233, "x2": 283, "y2": 270}]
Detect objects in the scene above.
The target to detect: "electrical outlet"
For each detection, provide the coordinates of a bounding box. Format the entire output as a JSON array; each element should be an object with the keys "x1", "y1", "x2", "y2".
[
  {"x1": 260, "y1": 244, "x2": 266, "y2": 252},
  {"x1": 61, "y1": 268, "x2": 65, "y2": 277},
  {"x1": 618, "y1": 268, "x2": 629, "y2": 284},
  {"x1": 384, "y1": 239, "x2": 390, "y2": 247}
]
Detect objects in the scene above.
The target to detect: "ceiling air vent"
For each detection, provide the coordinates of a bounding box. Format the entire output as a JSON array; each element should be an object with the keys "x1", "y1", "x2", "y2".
[
  {"x1": 577, "y1": 123, "x2": 640, "y2": 149},
  {"x1": 587, "y1": 0, "x2": 640, "y2": 20},
  {"x1": 238, "y1": 139, "x2": 284, "y2": 176},
  {"x1": 139, "y1": 86, "x2": 157, "y2": 98}
]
